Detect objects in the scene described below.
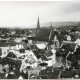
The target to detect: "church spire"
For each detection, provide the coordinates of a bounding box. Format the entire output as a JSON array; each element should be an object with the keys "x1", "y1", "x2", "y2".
[
  {"x1": 37, "y1": 16, "x2": 40, "y2": 30},
  {"x1": 49, "y1": 22, "x2": 53, "y2": 41},
  {"x1": 50, "y1": 22, "x2": 52, "y2": 29}
]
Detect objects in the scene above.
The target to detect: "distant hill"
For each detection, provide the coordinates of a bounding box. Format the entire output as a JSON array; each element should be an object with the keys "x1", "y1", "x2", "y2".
[
  {"x1": 0, "y1": 22, "x2": 80, "y2": 29},
  {"x1": 30, "y1": 22, "x2": 80, "y2": 28}
]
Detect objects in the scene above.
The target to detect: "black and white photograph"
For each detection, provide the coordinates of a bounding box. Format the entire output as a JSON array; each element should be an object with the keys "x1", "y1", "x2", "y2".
[{"x1": 0, "y1": 1, "x2": 80, "y2": 79}]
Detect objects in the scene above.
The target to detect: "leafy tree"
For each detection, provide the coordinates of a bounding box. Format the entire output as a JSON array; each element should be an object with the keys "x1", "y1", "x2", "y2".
[
  {"x1": 7, "y1": 52, "x2": 16, "y2": 58},
  {"x1": 19, "y1": 49, "x2": 25, "y2": 53}
]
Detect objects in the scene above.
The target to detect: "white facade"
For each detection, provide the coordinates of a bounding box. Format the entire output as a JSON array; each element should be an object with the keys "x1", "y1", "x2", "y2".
[
  {"x1": 9, "y1": 46, "x2": 16, "y2": 50},
  {"x1": 75, "y1": 38, "x2": 80, "y2": 46},
  {"x1": 24, "y1": 50, "x2": 38, "y2": 62},
  {"x1": 0, "y1": 47, "x2": 9, "y2": 57},
  {"x1": 9, "y1": 46, "x2": 16, "y2": 53},
  {"x1": 51, "y1": 48, "x2": 56, "y2": 65},
  {"x1": 11, "y1": 31, "x2": 16, "y2": 35},
  {"x1": 0, "y1": 43, "x2": 24, "y2": 58},
  {"x1": 14, "y1": 38, "x2": 22, "y2": 43},
  {"x1": 67, "y1": 35, "x2": 71, "y2": 41},
  {"x1": 19, "y1": 50, "x2": 38, "y2": 72},
  {"x1": 45, "y1": 59, "x2": 53, "y2": 67},
  {"x1": 28, "y1": 40, "x2": 32, "y2": 44},
  {"x1": 16, "y1": 44, "x2": 24, "y2": 50},
  {"x1": 36, "y1": 43, "x2": 47, "y2": 49},
  {"x1": 31, "y1": 63, "x2": 38, "y2": 68},
  {"x1": 45, "y1": 49, "x2": 56, "y2": 67}
]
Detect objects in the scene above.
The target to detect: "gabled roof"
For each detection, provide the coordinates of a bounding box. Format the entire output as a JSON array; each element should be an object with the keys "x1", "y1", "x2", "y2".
[
  {"x1": 61, "y1": 41, "x2": 76, "y2": 52},
  {"x1": 35, "y1": 28, "x2": 59, "y2": 42},
  {"x1": 36, "y1": 43, "x2": 47, "y2": 49}
]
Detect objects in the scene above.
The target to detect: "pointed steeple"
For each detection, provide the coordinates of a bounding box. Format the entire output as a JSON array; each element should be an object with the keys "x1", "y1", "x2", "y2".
[
  {"x1": 37, "y1": 16, "x2": 40, "y2": 30},
  {"x1": 50, "y1": 22, "x2": 53, "y2": 31},
  {"x1": 49, "y1": 22, "x2": 53, "y2": 41}
]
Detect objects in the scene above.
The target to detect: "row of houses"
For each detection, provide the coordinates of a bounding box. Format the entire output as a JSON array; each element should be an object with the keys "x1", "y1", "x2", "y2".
[{"x1": 0, "y1": 34, "x2": 57, "y2": 68}]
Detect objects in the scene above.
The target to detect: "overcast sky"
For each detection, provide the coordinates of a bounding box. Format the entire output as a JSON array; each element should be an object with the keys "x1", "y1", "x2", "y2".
[{"x1": 0, "y1": 1, "x2": 80, "y2": 28}]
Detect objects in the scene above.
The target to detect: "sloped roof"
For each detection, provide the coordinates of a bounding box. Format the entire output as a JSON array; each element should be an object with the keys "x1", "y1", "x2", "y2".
[
  {"x1": 35, "y1": 28, "x2": 59, "y2": 42},
  {"x1": 27, "y1": 56, "x2": 36, "y2": 64},
  {"x1": 53, "y1": 61, "x2": 63, "y2": 68},
  {"x1": 27, "y1": 34, "x2": 35, "y2": 40},
  {"x1": 36, "y1": 43, "x2": 47, "y2": 49},
  {"x1": 61, "y1": 41, "x2": 76, "y2": 52}
]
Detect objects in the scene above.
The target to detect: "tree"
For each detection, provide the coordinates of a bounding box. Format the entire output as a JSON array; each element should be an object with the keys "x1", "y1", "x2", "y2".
[
  {"x1": 19, "y1": 49, "x2": 25, "y2": 53},
  {"x1": 56, "y1": 49, "x2": 65, "y2": 63},
  {"x1": 7, "y1": 52, "x2": 16, "y2": 58},
  {"x1": 67, "y1": 47, "x2": 80, "y2": 68}
]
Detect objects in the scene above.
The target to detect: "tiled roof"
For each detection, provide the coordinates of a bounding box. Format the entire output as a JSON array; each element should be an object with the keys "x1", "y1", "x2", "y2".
[
  {"x1": 62, "y1": 41, "x2": 76, "y2": 52},
  {"x1": 35, "y1": 29, "x2": 58, "y2": 42}
]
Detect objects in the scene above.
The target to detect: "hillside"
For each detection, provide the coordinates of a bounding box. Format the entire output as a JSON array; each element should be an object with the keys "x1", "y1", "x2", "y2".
[{"x1": 29, "y1": 22, "x2": 80, "y2": 29}]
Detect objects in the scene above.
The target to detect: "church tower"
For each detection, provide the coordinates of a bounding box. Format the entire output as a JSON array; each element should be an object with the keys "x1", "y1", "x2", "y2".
[
  {"x1": 50, "y1": 22, "x2": 53, "y2": 31},
  {"x1": 49, "y1": 22, "x2": 53, "y2": 41},
  {"x1": 37, "y1": 17, "x2": 40, "y2": 32}
]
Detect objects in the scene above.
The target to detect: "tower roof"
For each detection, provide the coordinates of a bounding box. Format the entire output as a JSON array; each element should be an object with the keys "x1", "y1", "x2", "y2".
[
  {"x1": 37, "y1": 17, "x2": 40, "y2": 30},
  {"x1": 50, "y1": 22, "x2": 52, "y2": 30}
]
